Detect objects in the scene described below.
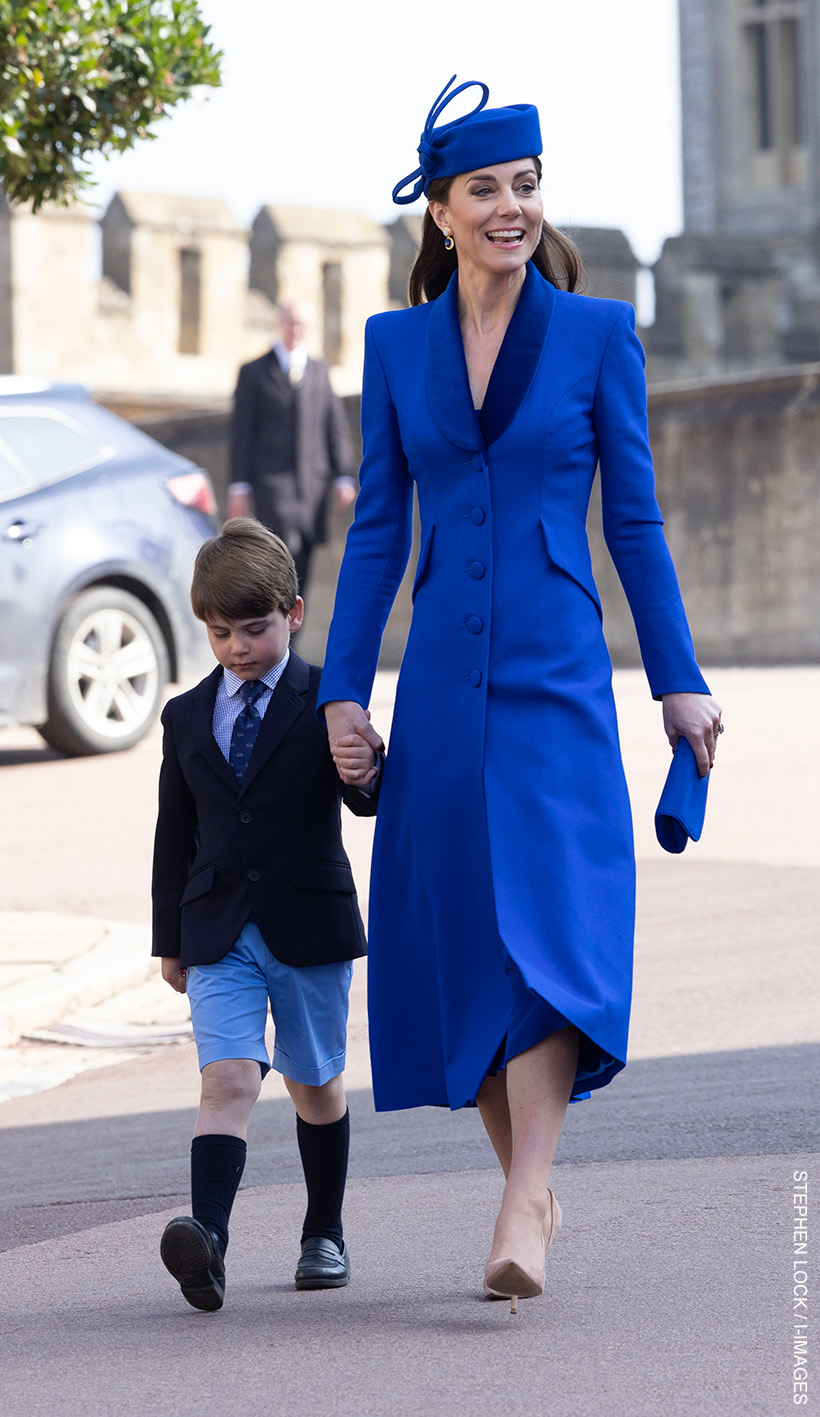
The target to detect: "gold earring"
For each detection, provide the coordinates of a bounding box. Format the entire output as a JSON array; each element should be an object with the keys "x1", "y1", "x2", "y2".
[{"x1": 443, "y1": 227, "x2": 455, "y2": 251}]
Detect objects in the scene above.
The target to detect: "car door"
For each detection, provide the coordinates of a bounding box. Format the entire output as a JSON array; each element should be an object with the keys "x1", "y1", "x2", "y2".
[
  {"x1": 0, "y1": 405, "x2": 112, "y2": 726},
  {"x1": 0, "y1": 438, "x2": 60, "y2": 724}
]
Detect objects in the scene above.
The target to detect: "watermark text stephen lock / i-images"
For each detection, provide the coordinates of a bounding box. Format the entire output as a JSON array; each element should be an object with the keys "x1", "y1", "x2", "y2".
[{"x1": 793, "y1": 1170, "x2": 809, "y2": 1405}]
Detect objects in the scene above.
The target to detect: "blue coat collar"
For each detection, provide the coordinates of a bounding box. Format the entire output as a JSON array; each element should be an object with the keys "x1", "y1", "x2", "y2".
[{"x1": 425, "y1": 261, "x2": 557, "y2": 451}]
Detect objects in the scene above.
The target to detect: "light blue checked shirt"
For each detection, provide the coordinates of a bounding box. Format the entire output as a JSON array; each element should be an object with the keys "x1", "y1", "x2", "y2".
[
  {"x1": 212, "y1": 647, "x2": 380, "y2": 791},
  {"x1": 212, "y1": 649, "x2": 290, "y2": 763}
]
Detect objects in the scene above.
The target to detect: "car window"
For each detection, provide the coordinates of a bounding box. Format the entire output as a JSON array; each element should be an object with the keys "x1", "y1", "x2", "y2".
[
  {"x1": 0, "y1": 412, "x2": 107, "y2": 490},
  {"x1": 0, "y1": 442, "x2": 33, "y2": 497}
]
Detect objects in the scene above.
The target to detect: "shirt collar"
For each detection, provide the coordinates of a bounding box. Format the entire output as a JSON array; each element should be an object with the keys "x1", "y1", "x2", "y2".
[
  {"x1": 222, "y1": 647, "x2": 290, "y2": 698},
  {"x1": 273, "y1": 341, "x2": 308, "y2": 375}
]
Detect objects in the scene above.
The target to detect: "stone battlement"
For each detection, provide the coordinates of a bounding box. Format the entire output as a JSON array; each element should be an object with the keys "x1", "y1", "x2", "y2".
[{"x1": 0, "y1": 189, "x2": 641, "y2": 403}]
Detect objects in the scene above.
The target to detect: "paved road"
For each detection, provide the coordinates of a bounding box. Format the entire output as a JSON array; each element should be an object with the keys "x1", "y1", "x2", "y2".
[
  {"x1": 0, "y1": 1041, "x2": 813, "y2": 1416},
  {"x1": 0, "y1": 668, "x2": 817, "y2": 1415}
]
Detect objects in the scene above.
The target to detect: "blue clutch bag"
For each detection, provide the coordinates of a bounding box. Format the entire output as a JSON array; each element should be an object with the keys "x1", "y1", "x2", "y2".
[{"x1": 654, "y1": 738, "x2": 709, "y2": 854}]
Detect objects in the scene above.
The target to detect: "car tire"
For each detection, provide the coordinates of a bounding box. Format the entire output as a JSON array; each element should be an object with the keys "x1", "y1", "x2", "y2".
[{"x1": 38, "y1": 586, "x2": 169, "y2": 756}]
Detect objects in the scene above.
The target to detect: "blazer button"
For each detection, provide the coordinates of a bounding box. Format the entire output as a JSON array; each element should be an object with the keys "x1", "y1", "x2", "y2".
[
  {"x1": 466, "y1": 616, "x2": 484, "y2": 635},
  {"x1": 469, "y1": 669, "x2": 482, "y2": 687},
  {"x1": 239, "y1": 810, "x2": 253, "y2": 824},
  {"x1": 467, "y1": 561, "x2": 485, "y2": 579},
  {"x1": 247, "y1": 869, "x2": 261, "y2": 883},
  {"x1": 470, "y1": 507, "x2": 486, "y2": 525}
]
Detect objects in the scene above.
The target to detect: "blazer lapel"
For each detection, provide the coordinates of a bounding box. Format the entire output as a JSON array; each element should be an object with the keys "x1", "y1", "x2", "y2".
[
  {"x1": 425, "y1": 273, "x2": 482, "y2": 451},
  {"x1": 266, "y1": 351, "x2": 291, "y2": 397},
  {"x1": 479, "y1": 263, "x2": 557, "y2": 445},
  {"x1": 189, "y1": 667, "x2": 241, "y2": 793},
  {"x1": 239, "y1": 652, "x2": 310, "y2": 795}
]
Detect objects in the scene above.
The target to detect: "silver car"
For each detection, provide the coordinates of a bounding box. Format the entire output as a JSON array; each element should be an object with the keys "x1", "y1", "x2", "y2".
[{"x1": 0, "y1": 379, "x2": 217, "y2": 754}]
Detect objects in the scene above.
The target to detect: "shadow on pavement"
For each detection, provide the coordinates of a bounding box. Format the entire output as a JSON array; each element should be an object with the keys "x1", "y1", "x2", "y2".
[
  {"x1": 1, "y1": 1040, "x2": 817, "y2": 1253},
  {"x1": 0, "y1": 745, "x2": 63, "y2": 767}
]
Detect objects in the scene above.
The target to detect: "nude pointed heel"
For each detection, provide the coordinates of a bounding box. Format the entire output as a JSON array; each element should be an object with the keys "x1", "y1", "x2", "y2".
[
  {"x1": 483, "y1": 1257, "x2": 543, "y2": 1312},
  {"x1": 483, "y1": 1189, "x2": 562, "y2": 1312}
]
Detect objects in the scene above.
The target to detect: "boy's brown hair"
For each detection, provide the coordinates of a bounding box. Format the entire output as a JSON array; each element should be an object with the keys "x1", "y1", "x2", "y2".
[{"x1": 190, "y1": 518, "x2": 299, "y2": 623}]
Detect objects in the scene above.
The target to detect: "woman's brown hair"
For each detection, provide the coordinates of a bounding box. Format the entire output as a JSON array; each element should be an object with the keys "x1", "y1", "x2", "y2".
[{"x1": 407, "y1": 156, "x2": 585, "y2": 306}]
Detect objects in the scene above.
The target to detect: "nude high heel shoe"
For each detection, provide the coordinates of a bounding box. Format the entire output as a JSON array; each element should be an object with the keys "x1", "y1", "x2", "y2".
[{"x1": 483, "y1": 1189, "x2": 562, "y2": 1313}]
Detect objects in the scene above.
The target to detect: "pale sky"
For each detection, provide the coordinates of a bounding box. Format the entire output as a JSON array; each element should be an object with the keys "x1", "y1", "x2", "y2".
[{"x1": 86, "y1": 0, "x2": 682, "y2": 269}]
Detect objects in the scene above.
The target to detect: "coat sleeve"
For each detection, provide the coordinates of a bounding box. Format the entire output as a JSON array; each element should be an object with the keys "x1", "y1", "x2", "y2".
[
  {"x1": 594, "y1": 306, "x2": 710, "y2": 700},
  {"x1": 151, "y1": 707, "x2": 198, "y2": 958},
  {"x1": 317, "y1": 320, "x2": 414, "y2": 712},
  {"x1": 339, "y1": 752, "x2": 383, "y2": 817},
  {"x1": 229, "y1": 362, "x2": 259, "y2": 487}
]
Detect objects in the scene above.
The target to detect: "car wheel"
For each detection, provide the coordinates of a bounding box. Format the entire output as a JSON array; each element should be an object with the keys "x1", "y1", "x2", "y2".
[{"x1": 38, "y1": 586, "x2": 170, "y2": 756}]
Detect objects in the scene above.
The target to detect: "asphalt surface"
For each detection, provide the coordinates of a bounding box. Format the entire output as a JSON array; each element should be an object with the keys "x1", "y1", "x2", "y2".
[
  {"x1": 0, "y1": 667, "x2": 816, "y2": 1415},
  {"x1": 0, "y1": 1039, "x2": 816, "y2": 1244}
]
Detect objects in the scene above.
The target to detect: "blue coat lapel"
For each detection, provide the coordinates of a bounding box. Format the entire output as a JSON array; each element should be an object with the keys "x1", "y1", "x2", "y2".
[
  {"x1": 425, "y1": 271, "x2": 481, "y2": 451},
  {"x1": 480, "y1": 264, "x2": 557, "y2": 446},
  {"x1": 425, "y1": 263, "x2": 557, "y2": 451}
]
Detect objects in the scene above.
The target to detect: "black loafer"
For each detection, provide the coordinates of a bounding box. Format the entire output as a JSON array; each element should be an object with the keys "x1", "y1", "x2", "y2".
[
  {"x1": 161, "y1": 1216, "x2": 226, "y2": 1311},
  {"x1": 294, "y1": 1236, "x2": 351, "y2": 1290}
]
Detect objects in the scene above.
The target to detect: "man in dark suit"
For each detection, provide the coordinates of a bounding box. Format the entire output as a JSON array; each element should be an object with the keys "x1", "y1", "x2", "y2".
[{"x1": 227, "y1": 301, "x2": 357, "y2": 597}]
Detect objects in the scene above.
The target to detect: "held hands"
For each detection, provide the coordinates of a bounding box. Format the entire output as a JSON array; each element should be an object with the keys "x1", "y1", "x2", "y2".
[
  {"x1": 161, "y1": 957, "x2": 188, "y2": 994},
  {"x1": 324, "y1": 700, "x2": 384, "y2": 786},
  {"x1": 334, "y1": 734, "x2": 380, "y2": 785},
  {"x1": 661, "y1": 692, "x2": 723, "y2": 777}
]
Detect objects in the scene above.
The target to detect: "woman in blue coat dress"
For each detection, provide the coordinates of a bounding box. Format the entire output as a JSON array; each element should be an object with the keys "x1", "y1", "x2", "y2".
[{"x1": 321, "y1": 78, "x2": 722, "y2": 1308}]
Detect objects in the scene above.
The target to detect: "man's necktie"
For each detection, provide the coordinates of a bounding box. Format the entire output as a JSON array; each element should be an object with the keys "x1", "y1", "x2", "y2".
[{"x1": 229, "y1": 680, "x2": 266, "y2": 781}]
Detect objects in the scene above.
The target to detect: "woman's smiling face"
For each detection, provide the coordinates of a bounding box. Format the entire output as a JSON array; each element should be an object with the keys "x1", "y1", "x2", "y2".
[{"x1": 429, "y1": 159, "x2": 543, "y2": 278}]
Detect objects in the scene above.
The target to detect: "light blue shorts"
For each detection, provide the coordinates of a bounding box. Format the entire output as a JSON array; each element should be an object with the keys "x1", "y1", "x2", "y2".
[{"x1": 186, "y1": 922, "x2": 353, "y2": 1086}]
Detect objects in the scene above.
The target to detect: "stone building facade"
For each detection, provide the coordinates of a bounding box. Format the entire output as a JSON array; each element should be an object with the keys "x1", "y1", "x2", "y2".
[
  {"x1": 0, "y1": 190, "x2": 407, "y2": 406},
  {"x1": 0, "y1": 188, "x2": 643, "y2": 413},
  {"x1": 0, "y1": 190, "x2": 264, "y2": 404},
  {"x1": 249, "y1": 206, "x2": 390, "y2": 395},
  {"x1": 4, "y1": 8, "x2": 820, "y2": 398},
  {"x1": 648, "y1": 0, "x2": 820, "y2": 378}
]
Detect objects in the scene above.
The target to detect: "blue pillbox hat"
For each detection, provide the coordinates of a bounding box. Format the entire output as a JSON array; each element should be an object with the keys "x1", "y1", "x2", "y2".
[
  {"x1": 392, "y1": 75, "x2": 542, "y2": 205},
  {"x1": 654, "y1": 738, "x2": 710, "y2": 854}
]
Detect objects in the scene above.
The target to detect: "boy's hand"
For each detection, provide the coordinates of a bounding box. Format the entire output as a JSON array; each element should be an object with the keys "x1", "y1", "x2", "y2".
[
  {"x1": 161, "y1": 957, "x2": 188, "y2": 993},
  {"x1": 324, "y1": 701, "x2": 384, "y2": 785},
  {"x1": 332, "y1": 732, "x2": 380, "y2": 786}
]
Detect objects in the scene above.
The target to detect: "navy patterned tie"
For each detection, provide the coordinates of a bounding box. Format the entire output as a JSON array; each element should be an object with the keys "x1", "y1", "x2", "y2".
[{"x1": 229, "y1": 680, "x2": 266, "y2": 781}]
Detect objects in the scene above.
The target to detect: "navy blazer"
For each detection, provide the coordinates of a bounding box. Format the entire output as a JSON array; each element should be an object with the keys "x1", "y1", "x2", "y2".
[{"x1": 152, "y1": 652, "x2": 376, "y2": 969}]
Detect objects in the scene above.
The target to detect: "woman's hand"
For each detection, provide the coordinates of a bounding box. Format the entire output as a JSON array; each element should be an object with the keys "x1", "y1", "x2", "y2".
[
  {"x1": 324, "y1": 700, "x2": 384, "y2": 785},
  {"x1": 661, "y1": 692, "x2": 723, "y2": 777}
]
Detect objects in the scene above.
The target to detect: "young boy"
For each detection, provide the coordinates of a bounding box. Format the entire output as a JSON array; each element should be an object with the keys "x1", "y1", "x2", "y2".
[{"x1": 152, "y1": 518, "x2": 379, "y2": 1312}]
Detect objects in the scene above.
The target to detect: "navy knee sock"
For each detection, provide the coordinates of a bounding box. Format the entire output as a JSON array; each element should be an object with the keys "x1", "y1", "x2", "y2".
[
  {"x1": 296, "y1": 1108, "x2": 350, "y2": 1250},
  {"x1": 190, "y1": 1133, "x2": 246, "y2": 1255}
]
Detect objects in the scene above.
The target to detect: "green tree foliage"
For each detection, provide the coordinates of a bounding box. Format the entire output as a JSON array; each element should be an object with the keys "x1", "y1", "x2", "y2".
[{"x1": 0, "y1": 0, "x2": 222, "y2": 209}]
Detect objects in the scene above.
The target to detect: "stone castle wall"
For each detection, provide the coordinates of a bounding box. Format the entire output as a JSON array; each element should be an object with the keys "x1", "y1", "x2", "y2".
[
  {"x1": 3, "y1": 184, "x2": 815, "y2": 668},
  {"x1": 0, "y1": 190, "x2": 405, "y2": 400},
  {"x1": 140, "y1": 361, "x2": 820, "y2": 670},
  {"x1": 0, "y1": 191, "x2": 643, "y2": 405}
]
